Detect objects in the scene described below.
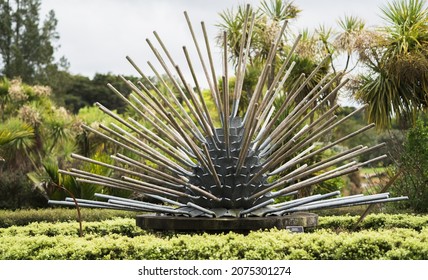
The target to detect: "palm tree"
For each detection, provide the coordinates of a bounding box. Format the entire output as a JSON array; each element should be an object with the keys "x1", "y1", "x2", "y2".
[
  {"x1": 217, "y1": 0, "x2": 301, "y2": 116},
  {"x1": 217, "y1": 0, "x2": 300, "y2": 80},
  {"x1": 354, "y1": 0, "x2": 428, "y2": 129},
  {"x1": 0, "y1": 117, "x2": 36, "y2": 171}
]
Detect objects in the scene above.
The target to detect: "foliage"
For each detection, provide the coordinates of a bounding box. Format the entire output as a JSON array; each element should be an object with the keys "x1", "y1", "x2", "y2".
[
  {"x1": 0, "y1": 78, "x2": 125, "y2": 207},
  {"x1": 390, "y1": 116, "x2": 428, "y2": 212},
  {"x1": 0, "y1": 0, "x2": 65, "y2": 84},
  {"x1": 353, "y1": 0, "x2": 428, "y2": 128},
  {"x1": 315, "y1": 213, "x2": 428, "y2": 231},
  {"x1": 0, "y1": 170, "x2": 46, "y2": 209},
  {"x1": 0, "y1": 208, "x2": 136, "y2": 228},
  {"x1": 0, "y1": 214, "x2": 426, "y2": 260},
  {"x1": 52, "y1": 73, "x2": 156, "y2": 114},
  {"x1": 217, "y1": 0, "x2": 301, "y2": 103}
]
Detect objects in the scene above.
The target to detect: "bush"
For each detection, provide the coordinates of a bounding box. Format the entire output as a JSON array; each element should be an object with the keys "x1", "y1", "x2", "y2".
[
  {"x1": 390, "y1": 117, "x2": 428, "y2": 212},
  {"x1": 0, "y1": 208, "x2": 137, "y2": 228},
  {"x1": 0, "y1": 213, "x2": 427, "y2": 260},
  {"x1": 0, "y1": 222, "x2": 427, "y2": 260},
  {"x1": 0, "y1": 170, "x2": 46, "y2": 209},
  {"x1": 315, "y1": 213, "x2": 428, "y2": 232}
]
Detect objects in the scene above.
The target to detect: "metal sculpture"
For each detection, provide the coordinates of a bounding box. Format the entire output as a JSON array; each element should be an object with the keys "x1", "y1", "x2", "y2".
[{"x1": 49, "y1": 7, "x2": 407, "y2": 229}]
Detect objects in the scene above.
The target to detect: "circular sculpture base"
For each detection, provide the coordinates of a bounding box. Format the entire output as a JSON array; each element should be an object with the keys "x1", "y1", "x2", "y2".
[{"x1": 136, "y1": 212, "x2": 318, "y2": 232}]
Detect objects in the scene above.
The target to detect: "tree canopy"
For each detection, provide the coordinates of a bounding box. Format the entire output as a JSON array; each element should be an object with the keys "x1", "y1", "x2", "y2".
[{"x1": 0, "y1": 0, "x2": 64, "y2": 84}]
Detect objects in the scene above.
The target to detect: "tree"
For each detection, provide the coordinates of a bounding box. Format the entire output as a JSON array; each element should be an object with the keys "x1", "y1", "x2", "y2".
[
  {"x1": 59, "y1": 73, "x2": 147, "y2": 114},
  {"x1": 353, "y1": 0, "x2": 428, "y2": 129},
  {"x1": 0, "y1": 0, "x2": 63, "y2": 84},
  {"x1": 390, "y1": 114, "x2": 428, "y2": 212},
  {"x1": 217, "y1": 0, "x2": 301, "y2": 113}
]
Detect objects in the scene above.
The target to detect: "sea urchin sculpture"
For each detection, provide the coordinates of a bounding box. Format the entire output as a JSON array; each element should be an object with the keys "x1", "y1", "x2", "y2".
[{"x1": 49, "y1": 7, "x2": 407, "y2": 229}]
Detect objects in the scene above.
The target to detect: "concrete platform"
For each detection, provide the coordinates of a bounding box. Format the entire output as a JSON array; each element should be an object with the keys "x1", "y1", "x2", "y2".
[{"x1": 136, "y1": 212, "x2": 318, "y2": 232}]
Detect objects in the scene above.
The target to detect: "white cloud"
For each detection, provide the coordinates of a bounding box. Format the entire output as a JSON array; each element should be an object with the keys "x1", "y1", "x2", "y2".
[{"x1": 41, "y1": 0, "x2": 388, "y2": 82}]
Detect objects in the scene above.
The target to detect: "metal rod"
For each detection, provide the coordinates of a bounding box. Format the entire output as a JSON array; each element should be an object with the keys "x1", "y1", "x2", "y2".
[
  {"x1": 265, "y1": 191, "x2": 340, "y2": 215},
  {"x1": 105, "y1": 115, "x2": 195, "y2": 169},
  {"x1": 249, "y1": 165, "x2": 359, "y2": 200},
  {"x1": 269, "y1": 166, "x2": 360, "y2": 199},
  {"x1": 49, "y1": 200, "x2": 138, "y2": 211},
  {"x1": 253, "y1": 73, "x2": 306, "y2": 147},
  {"x1": 201, "y1": 20, "x2": 223, "y2": 125},
  {"x1": 240, "y1": 199, "x2": 275, "y2": 216},
  {"x1": 256, "y1": 35, "x2": 302, "y2": 120},
  {"x1": 244, "y1": 18, "x2": 289, "y2": 123},
  {"x1": 232, "y1": 10, "x2": 256, "y2": 118},
  {"x1": 94, "y1": 193, "x2": 183, "y2": 207},
  {"x1": 107, "y1": 199, "x2": 189, "y2": 215},
  {"x1": 145, "y1": 38, "x2": 206, "y2": 140},
  {"x1": 187, "y1": 202, "x2": 216, "y2": 217},
  {"x1": 61, "y1": 169, "x2": 188, "y2": 198},
  {"x1": 165, "y1": 112, "x2": 213, "y2": 178},
  {"x1": 69, "y1": 153, "x2": 185, "y2": 188},
  {"x1": 99, "y1": 123, "x2": 188, "y2": 175},
  {"x1": 175, "y1": 64, "x2": 216, "y2": 144},
  {"x1": 248, "y1": 114, "x2": 339, "y2": 185},
  {"x1": 146, "y1": 60, "x2": 206, "y2": 143},
  {"x1": 263, "y1": 106, "x2": 372, "y2": 174},
  {"x1": 231, "y1": 4, "x2": 251, "y2": 117},
  {"x1": 222, "y1": 30, "x2": 231, "y2": 157},
  {"x1": 66, "y1": 196, "x2": 175, "y2": 211},
  {"x1": 107, "y1": 82, "x2": 193, "y2": 155},
  {"x1": 182, "y1": 45, "x2": 219, "y2": 142},
  {"x1": 282, "y1": 124, "x2": 376, "y2": 175},
  {"x1": 267, "y1": 72, "x2": 340, "y2": 145},
  {"x1": 81, "y1": 124, "x2": 191, "y2": 176},
  {"x1": 127, "y1": 93, "x2": 194, "y2": 156},
  {"x1": 282, "y1": 193, "x2": 392, "y2": 212},
  {"x1": 127, "y1": 117, "x2": 195, "y2": 165},
  {"x1": 255, "y1": 61, "x2": 297, "y2": 134},
  {"x1": 111, "y1": 153, "x2": 190, "y2": 184},
  {"x1": 184, "y1": 11, "x2": 221, "y2": 124}
]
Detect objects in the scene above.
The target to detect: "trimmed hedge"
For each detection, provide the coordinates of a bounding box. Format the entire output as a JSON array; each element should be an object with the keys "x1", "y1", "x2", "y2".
[
  {"x1": 0, "y1": 208, "x2": 136, "y2": 228},
  {"x1": 0, "y1": 226, "x2": 426, "y2": 260},
  {"x1": 316, "y1": 213, "x2": 428, "y2": 231},
  {"x1": 1, "y1": 209, "x2": 426, "y2": 232},
  {"x1": 0, "y1": 215, "x2": 427, "y2": 260}
]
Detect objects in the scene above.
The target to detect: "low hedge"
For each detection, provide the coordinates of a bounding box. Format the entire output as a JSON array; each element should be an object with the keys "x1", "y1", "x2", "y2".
[
  {"x1": 0, "y1": 226, "x2": 426, "y2": 260},
  {"x1": 0, "y1": 208, "x2": 136, "y2": 228},
  {"x1": 0, "y1": 215, "x2": 427, "y2": 260},
  {"x1": 316, "y1": 213, "x2": 428, "y2": 232},
  {"x1": 1, "y1": 209, "x2": 426, "y2": 232}
]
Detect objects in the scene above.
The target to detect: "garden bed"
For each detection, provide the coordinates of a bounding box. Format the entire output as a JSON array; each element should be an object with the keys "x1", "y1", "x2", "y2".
[{"x1": 0, "y1": 211, "x2": 426, "y2": 260}]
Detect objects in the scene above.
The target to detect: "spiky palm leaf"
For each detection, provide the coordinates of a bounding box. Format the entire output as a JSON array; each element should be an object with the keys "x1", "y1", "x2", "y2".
[{"x1": 357, "y1": 0, "x2": 428, "y2": 128}]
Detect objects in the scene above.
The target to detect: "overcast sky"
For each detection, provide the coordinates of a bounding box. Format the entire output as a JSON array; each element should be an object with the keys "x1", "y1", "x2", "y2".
[{"x1": 40, "y1": 0, "x2": 389, "y2": 79}]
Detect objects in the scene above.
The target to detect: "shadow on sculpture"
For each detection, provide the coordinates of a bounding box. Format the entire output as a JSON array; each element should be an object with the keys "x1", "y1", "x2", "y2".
[{"x1": 49, "y1": 6, "x2": 407, "y2": 232}]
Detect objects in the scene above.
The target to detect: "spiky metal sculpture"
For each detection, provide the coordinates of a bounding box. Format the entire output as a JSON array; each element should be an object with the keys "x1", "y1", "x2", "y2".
[{"x1": 49, "y1": 7, "x2": 407, "y2": 221}]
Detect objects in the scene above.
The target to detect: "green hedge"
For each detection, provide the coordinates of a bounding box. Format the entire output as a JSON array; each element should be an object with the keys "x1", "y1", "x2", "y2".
[
  {"x1": 2, "y1": 209, "x2": 426, "y2": 232},
  {"x1": 0, "y1": 208, "x2": 136, "y2": 228},
  {"x1": 316, "y1": 213, "x2": 428, "y2": 231},
  {"x1": 0, "y1": 227, "x2": 426, "y2": 260},
  {"x1": 0, "y1": 215, "x2": 427, "y2": 260}
]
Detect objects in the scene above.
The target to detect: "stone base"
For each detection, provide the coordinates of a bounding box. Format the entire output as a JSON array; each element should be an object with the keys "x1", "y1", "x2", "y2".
[{"x1": 136, "y1": 212, "x2": 318, "y2": 232}]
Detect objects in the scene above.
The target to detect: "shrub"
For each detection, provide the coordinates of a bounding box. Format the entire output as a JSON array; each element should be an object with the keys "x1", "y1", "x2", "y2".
[
  {"x1": 390, "y1": 116, "x2": 428, "y2": 212},
  {"x1": 0, "y1": 213, "x2": 427, "y2": 260},
  {"x1": 0, "y1": 208, "x2": 137, "y2": 228},
  {"x1": 1, "y1": 225, "x2": 427, "y2": 260}
]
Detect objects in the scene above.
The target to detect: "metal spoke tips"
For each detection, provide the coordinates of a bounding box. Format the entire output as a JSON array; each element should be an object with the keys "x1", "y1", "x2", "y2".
[{"x1": 49, "y1": 6, "x2": 407, "y2": 231}]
